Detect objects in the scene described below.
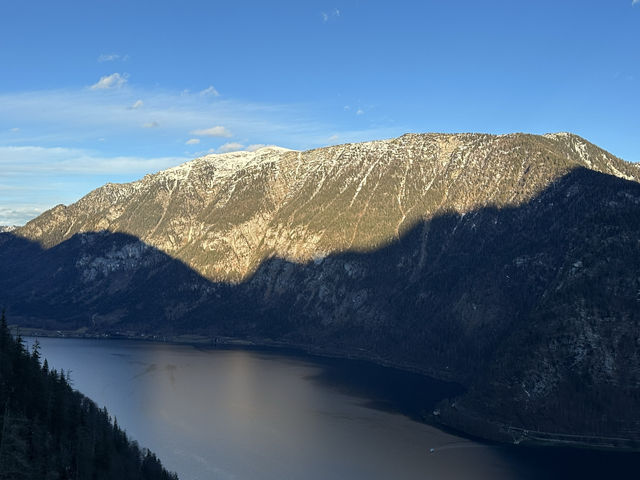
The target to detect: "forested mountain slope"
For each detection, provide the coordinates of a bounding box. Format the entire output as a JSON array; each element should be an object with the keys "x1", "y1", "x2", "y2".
[{"x1": 0, "y1": 313, "x2": 178, "y2": 479}]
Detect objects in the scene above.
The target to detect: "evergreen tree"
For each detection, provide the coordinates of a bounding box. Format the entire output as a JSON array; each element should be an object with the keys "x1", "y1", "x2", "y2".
[{"x1": 0, "y1": 315, "x2": 178, "y2": 480}]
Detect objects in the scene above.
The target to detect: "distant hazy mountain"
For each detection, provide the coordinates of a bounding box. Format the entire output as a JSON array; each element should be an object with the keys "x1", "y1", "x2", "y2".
[
  {"x1": 2, "y1": 132, "x2": 639, "y2": 446},
  {"x1": 0, "y1": 225, "x2": 17, "y2": 233}
]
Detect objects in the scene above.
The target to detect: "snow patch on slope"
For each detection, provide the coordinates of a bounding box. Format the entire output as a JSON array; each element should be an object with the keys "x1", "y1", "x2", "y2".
[{"x1": 152, "y1": 146, "x2": 295, "y2": 184}]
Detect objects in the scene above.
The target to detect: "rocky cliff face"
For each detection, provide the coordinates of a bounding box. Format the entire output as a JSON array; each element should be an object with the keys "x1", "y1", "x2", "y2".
[
  {"x1": 15, "y1": 133, "x2": 639, "y2": 281},
  {"x1": 2, "y1": 132, "x2": 639, "y2": 444}
]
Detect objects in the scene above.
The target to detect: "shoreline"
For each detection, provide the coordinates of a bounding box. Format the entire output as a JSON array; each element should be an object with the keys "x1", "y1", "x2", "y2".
[
  {"x1": 16, "y1": 326, "x2": 463, "y2": 381},
  {"x1": 17, "y1": 326, "x2": 640, "y2": 454}
]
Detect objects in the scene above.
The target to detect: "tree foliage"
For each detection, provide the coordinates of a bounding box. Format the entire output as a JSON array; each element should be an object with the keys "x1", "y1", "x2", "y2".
[{"x1": 0, "y1": 311, "x2": 178, "y2": 480}]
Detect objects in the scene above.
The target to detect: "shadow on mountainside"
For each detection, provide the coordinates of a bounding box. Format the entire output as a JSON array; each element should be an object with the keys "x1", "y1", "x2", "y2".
[{"x1": 1, "y1": 167, "x2": 640, "y2": 440}]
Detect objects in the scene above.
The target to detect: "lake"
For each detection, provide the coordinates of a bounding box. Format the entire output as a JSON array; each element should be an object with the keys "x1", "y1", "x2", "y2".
[{"x1": 30, "y1": 337, "x2": 638, "y2": 480}]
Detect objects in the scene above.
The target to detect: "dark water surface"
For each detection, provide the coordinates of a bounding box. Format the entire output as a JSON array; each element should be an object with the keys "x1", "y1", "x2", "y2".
[{"x1": 30, "y1": 337, "x2": 638, "y2": 480}]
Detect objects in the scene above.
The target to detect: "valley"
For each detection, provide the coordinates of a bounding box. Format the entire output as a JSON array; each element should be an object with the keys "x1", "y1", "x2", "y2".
[{"x1": 2, "y1": 132, "x2": 640, "y2": 449}]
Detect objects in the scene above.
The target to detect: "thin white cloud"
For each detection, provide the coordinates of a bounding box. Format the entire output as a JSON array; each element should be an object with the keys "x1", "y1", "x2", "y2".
[
  {"x1": 142, "y1": 121, "x2": 159, "y2": 128},
  {"x1": 90, "y1": 73, "x2": 128, "y2": 90},
  {"x1": 356, "y1": 108, "x2": 364, "y2": 115},
  {"x1": 131, "y1": 99, "x2": 144, "y2": 109},
  {"x1": 200, "y1": 143, "x2": 278, "y2": 154},
  {"x1": 0, "y1": 205, "x2": 48, "y2": 226},
  {"x1": 217, "y1": 142, "x2": 245, "y2": 153},
  {"x1": 0, "y1": 87, "x2": 402, "y2": 154},
  {"x1": 328, "y1": 134, "x2": 339, "y2": 141},
  {"x1": 0, "y1": 145, "x2": 186, "y2": 175},
  {"x1": 9, "y1": 127, "x2": 20, "y2": 132},
  {"x1": 191, "y1": 126, "x2": 232, "y2": 137},
  {"x1": 98, "y1": 53, "x2": 129, "y2": 62},
  {"x1": 0, "y1": 145, "x2": 188, "y2": 224},
  {"x1": 200, "y1": 85, "x2": 220, "y2": 96},
  {"x1": 321, "y1": 8, "x2": 341, "y2": 22},
  {"x1": 634, "y1": 0, "x2": 639, "y2": 5},
  {"x1": 246, "y1": 144, "x2": 268, "y2": 151},
  {"x1": 185, "y1": 138, "x2": 200, "y2": 145},
  {"x1": 98, "y1": 53, "x2": 119, "y2": 62}
]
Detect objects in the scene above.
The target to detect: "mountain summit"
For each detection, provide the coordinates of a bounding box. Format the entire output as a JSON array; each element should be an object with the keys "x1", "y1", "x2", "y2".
[
  {"x1": 14, "y1": 133, "x2": 639, "y2": 280},
  {"x1": 2, "y1": 132, "x2": 640, "y2": 446}
]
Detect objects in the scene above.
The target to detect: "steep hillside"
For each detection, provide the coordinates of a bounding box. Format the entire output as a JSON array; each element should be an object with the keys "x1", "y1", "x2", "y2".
[
  {"x1": 14, "y1": 133, "x2": 639, "y2": 281},
  {"x1": 1, "y1": 132, "x2": 639, "y2": 446},
  {"x1": 0, "y1": 313, "x2": 178, "y2": 479}
]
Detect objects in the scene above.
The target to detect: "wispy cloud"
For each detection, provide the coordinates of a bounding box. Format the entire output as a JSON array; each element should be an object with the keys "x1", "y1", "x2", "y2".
[
  {"x1": 321, "y1": 8, "x2": 341, "y2": 22},
  {"x1": 142, "y1": 121, "x2": 159, "y2": 128},
  {"x1": 0, "y1": 145, "x2": 189, "y2": 224},
  {"x1": 185, "y1": 138, "x2": 200, "y2": 145},
  {"x1": 0, "y1": 145, "x2": 186, "y2": 175},
  {"x1": 633, "y1": 0, "x2": 640, "y2": 5},
  {"x1": 97, "y1": 53, "x2": 128, "y2": 62},
  {"x1": 246, "y1": 144, "x2": 268, "y2": 151},
  {"x1": 200, "y1": 85, "x2": 220, "y2": 96},
  {"x1": 0, "y1": 86, "x2": 402, "y2": 154},
  {"x1": 191, "y1": 126, "x2": 232, "y2": 137},
  {"x1": 0, "y1": 205, "x2": 49, "y2": 226},
  {"x1": 90, "y1": 73, "x2": 129, "y2": 90},
  {"x1": 131, "y1": 99, "x2": 144, "y2": 109},
  {"x1": 356, "y1": 108, "x2": 364, "y2": 115},
  {"x1": 9, "y1": 127, "x2": 20, "y2": 132},
  {"x1": 217, "y1": 142, "x2": 245, "y2": 153},
  {"x1": 205, "y1": 143, "x2": 280, "y2": 154}
]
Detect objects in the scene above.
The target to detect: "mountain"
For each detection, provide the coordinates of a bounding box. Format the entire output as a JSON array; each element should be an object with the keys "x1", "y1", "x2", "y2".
[{"x1": 1, "y1": 132, "x2": 640, "y2": 447}]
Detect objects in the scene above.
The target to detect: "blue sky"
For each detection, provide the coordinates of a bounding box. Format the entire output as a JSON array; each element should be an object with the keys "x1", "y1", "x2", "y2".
[{"x1": 1, "y1": 0, "x2": 639, "y2": 225}]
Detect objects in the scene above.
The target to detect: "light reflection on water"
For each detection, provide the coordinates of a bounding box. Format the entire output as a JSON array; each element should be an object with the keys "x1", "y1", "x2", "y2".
[{"x1": 28, "y1": 337, "x2": 639, "y2": 480}]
